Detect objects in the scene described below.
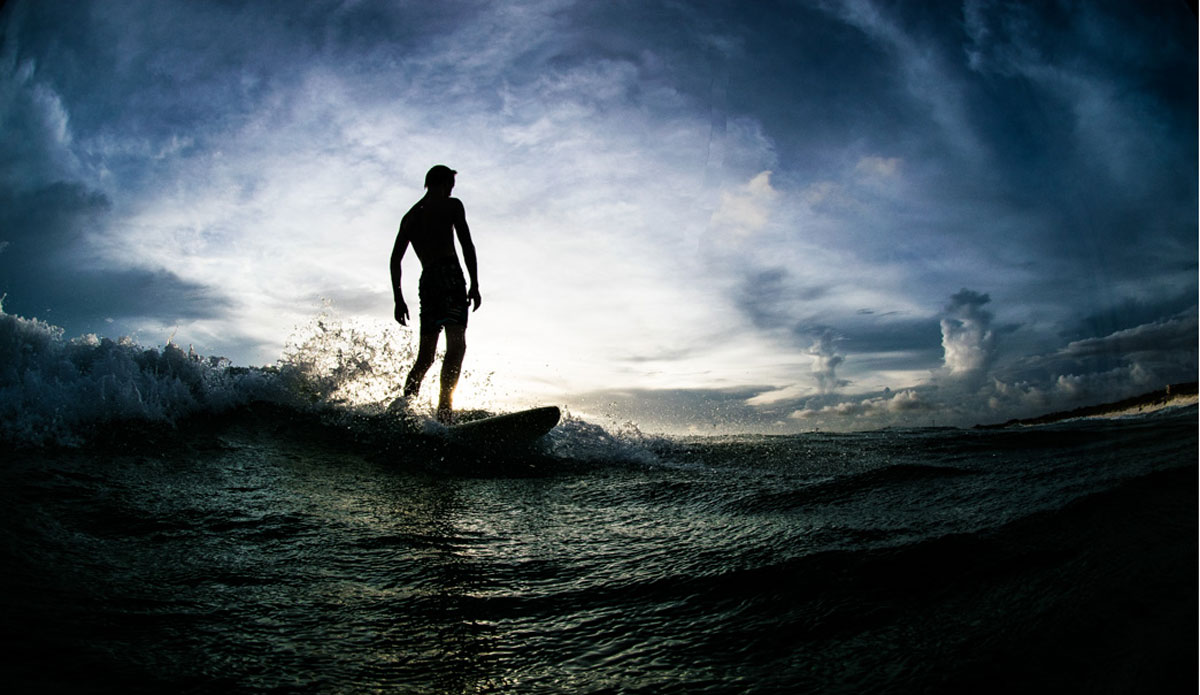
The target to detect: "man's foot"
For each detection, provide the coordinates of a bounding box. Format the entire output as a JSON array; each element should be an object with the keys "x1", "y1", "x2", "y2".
[{"x1": 436, "y1": 404, "x2": 454, "y2": 425}]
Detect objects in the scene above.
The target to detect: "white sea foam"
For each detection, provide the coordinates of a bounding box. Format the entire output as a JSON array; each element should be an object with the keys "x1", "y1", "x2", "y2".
[
  {"x1": 0, "y1": 303, "x2": 424, "y2": 446},
  {"x1": 0, "y1": 308, "x2": 296, "y2": 446},
  {"x1": 541, "y1": 410, "x2": 668, "y2": 466}
]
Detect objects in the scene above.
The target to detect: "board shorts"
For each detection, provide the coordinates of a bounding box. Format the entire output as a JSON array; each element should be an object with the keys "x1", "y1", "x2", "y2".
[{"x1": 418, "y1": 258, "x2": 469, "y2": 335}]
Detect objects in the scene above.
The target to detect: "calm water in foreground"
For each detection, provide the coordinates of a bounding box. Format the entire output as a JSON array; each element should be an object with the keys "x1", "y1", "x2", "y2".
[{"x1": 2, "y1": 403, "x2": 1195, "y2": 694}]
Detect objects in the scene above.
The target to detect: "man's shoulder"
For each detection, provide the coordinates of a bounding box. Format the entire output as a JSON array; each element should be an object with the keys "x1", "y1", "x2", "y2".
[
  {"x1": 417, "y1": 196, "x2": 463, "y2": 211},
  {"x1": 426, "y1": 197, "x2": 465, "y2": 220},
  {"x1": 401, "y1": 200, "x2": 423, "y2": 221}
]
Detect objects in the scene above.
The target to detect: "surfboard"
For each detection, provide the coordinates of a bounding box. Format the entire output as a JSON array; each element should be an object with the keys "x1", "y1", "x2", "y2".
[{"x1": 446, "y1": 406, "x2": 561, "y2": 446}]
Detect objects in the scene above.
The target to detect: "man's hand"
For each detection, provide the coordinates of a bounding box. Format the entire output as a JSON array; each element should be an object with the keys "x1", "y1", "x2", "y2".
[
  {"x1": 468, "y1": 285, "x2": 482, "y2": 312},
  {"x1": 394, "y1": 298, "x2": 410, "y2": 326}
]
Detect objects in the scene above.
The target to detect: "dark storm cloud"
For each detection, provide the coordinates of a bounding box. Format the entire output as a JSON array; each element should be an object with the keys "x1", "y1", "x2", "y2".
[
  {"x1": 619, "y1": 346, "x2": 698, "y2": 365},
  {"x1": 0, "y1": 182, "x2": 107, "y2": 256},
  {"x1": 723, "y1": 0, "x2": 1196, "y2": 287},
  {"x1": 830, "y1": 319, "x2": 942, "y2": 359},
  {"x1": 734, "y1": 267, "x2": 804, "y2": 330},
  {"x1": 734, "y1": 265, "x2": 943, "y2": 364},
  {"x1": 1063, "y1": 290, "x2": 1199, "y2": 343},
  {"x1": 2, "y1": 1, "x2": 499, "y2": 184},
  {"x1": 1059, "y1": 312, "x2": 1198, "y2": 362},
  {"x1": 993, "y1": 309, "x2": 1198, "y2": 410},
  {"x1": 714, "y1": 1, "x2": 1194, "y2": 403},
  {"x1": 788, "y1": 312, "x2": 953, "y2": 371},
  {"x1": 0, "y1": 181, "x2": 228, "y2": 329},
  {"x1": 1, "y1": 1, "x2": 248, "y2": 331},
  {"x1": 928, "y1": 0, "x2": 1194, "y2": 280},
  {"x1": 21, "y1": 268, "x2": 230, "y2": 327}
]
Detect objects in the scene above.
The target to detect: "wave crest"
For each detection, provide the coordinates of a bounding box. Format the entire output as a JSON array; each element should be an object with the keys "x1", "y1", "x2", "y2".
[{"x1": 0, "y1": 304, "x2": 422, "y2": 447}]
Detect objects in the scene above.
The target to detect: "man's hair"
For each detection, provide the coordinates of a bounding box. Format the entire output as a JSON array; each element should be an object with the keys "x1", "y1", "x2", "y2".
[{"x1": 425, "y1": 164, "x2": 457, "y2": 188}]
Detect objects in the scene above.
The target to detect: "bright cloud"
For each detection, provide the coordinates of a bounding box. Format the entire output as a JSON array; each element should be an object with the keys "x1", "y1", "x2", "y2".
[
  {"x1": 709, "y1": 170, "x2": 778, "y2": 238},
  {"x1": 940, "y1": 289, "x2": 996, "y2": 378}
]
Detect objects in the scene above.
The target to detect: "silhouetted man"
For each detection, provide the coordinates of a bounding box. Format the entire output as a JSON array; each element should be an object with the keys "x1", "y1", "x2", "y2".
[{"x1": 391, "y1": 165, "x2": 481, "y2": 423}]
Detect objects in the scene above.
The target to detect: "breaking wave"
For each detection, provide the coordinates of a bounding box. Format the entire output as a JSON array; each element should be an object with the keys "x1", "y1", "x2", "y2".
[{"x1": 0, "y1": 304, "x2": 429, "y2": 447}]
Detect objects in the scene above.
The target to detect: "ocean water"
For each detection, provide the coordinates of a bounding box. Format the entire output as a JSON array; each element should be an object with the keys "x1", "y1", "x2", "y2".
[{"x1": 1, "y1": 310, "x2": 1196, "y2": 694}]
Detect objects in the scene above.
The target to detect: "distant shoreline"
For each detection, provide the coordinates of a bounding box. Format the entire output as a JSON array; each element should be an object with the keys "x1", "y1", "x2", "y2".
[{"x1": 976, "y1": 382, "x2": 1199, "y2": 429}]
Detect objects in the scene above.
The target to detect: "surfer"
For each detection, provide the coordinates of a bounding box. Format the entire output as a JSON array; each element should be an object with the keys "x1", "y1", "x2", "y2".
[{"x1": 391, "y1": 165, "x2": 482, "y2": 424}]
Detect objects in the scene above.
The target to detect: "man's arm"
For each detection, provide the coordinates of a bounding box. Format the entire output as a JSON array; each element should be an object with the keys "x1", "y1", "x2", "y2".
[
  {"x1": 452, "y1": 199, "x2": 482, "y2": 311},
  {"x1": 390, "y1": 219, "x2": 411, "y2": 325}
]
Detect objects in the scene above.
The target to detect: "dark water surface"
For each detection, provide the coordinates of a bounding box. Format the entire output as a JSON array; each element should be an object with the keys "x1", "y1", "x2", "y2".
[{"x1": 2, "y1": 405, "x2": 1195, "y2": 694}]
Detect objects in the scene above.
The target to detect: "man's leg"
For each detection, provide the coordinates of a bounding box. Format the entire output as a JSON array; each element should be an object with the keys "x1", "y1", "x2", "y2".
[
  {"x1": 404, "y1": 330, "x2": 440, "y2": 398},
  {"x1": 436, "y1": 325, "x2": 467, "y2": 423}
]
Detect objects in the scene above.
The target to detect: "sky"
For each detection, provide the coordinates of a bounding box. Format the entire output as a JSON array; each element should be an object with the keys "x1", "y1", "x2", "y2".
[{"x1": 1, "y1": 0, "x2": 1196, "y2": 433}]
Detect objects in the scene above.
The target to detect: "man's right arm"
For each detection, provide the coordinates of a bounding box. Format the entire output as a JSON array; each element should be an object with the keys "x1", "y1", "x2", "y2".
[{"x1": 452, "y1": 199, "x2": 481, "y2": 311}]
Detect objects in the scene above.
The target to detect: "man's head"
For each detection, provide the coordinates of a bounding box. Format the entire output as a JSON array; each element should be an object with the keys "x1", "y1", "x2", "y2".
[{"x1": 425, "y1": 165, "x2": 457, "y2": 190}]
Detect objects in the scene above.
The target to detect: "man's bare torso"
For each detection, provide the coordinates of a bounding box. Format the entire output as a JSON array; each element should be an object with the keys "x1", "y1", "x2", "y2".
[{"x1": 401, "y1": 196, "x2": 464, "y2": 266}]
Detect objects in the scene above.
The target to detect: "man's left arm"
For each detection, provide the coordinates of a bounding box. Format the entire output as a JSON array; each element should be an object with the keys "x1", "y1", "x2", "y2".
[
  {"x1": 390, "y1": 219, "x2": 411, "y2": 325},
  {"x1": 453, "y1": 200, "x2": 482, "y2": 311}
]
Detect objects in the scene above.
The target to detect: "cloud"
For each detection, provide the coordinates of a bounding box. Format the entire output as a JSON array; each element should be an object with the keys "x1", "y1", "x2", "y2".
[
  {"x1": 0, "y1": 181, "x2": 107, "y2": 253},
  {"x1": 855, "y1": 155, "x2": 901, "y2": 179},
  {"x1": 832, "y1": 0, "x2": 981, "y2": 160},
  {"x1": 1, "y1": 55, "x2": 84, "y2": 189},
  {"x1": 708, "y1": 170, "x2": 778, "y2": 238},
  {"x1": 744, "y1": 383, "x2": 810, "y2": 407},
  {"x1": 1060, "y1": 312, "x2": 1198, "y2": 360},
  {"x1": 0, "y1": 177, "x2": 227, "y2": 333},
  {"x1": 807, "y1": 329, "x2": 847, "y2": 394},
  {"x1": 980, "y1": 310, "x2": 1198, "y2": 421},
  {"x1": 781, "y1": 306, "x2": 1197, "y2": 430},
  {"x1": 940, "y1": 288, "x2": 995, "y2": 381},
  {"x1": 1, "y1": 20, "x2": 235, "y2": 333},
  {"x1": 986, "y1": 359, "x2": 1178, "y2": 422},
  {"x1": 789, "y1": 387, "x2": 931, "y2": 422},
  {"x1": 999, "y1": 308, "x2": 1199, "y2": 390}
]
